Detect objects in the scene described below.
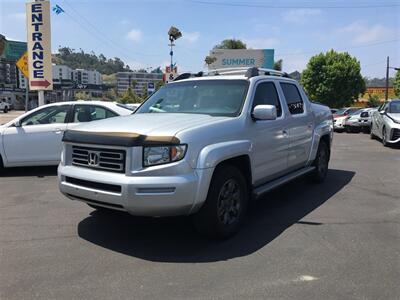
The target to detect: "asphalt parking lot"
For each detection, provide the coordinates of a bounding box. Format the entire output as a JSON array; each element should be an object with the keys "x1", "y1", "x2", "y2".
[{"x1": 1, "y1": 133, "x2": 399, "y2": 299}]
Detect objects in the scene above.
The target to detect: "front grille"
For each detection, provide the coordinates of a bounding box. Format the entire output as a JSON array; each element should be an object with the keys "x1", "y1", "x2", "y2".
[
  {"x1": 72, "y1": 145, "x2": 126, "y2": 173},
  {"x1": 392, "y1": 128, "x2": 400, "y2": 140},
  {"x1": 66, "y1": 177, "x2": 122, "y2": 193}
]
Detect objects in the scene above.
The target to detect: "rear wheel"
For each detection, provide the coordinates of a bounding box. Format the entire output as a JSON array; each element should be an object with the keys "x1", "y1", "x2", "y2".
[
  {"x1": 193, "y1": 165, "x2": 248, "y2": 239},
  {"x1": 311, "y1": 140, "x2": 329, "y2": 183},
  {"x1": 0, "y1": 155, "x2": 4, "y2": 174}
]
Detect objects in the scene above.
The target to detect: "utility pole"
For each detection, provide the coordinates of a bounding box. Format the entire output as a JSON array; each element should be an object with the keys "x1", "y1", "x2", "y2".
[
  {"x1": 385, "y1": 57, "x2": 400, "y2": 101},
  {"x1": 385, "y1": 56, "x2": 389, "y2": 101}
]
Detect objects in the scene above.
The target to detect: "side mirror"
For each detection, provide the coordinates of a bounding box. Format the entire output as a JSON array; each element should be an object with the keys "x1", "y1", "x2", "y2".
[
  {"x1": 252, "y1": 104, "x2": 277, "y2": 121},
  {"x1": 13, "y1": 120, "x2": 21, "y2": 127},
  {"x1": 379, "y1": 110, "x2": 385, "y2": 115}
]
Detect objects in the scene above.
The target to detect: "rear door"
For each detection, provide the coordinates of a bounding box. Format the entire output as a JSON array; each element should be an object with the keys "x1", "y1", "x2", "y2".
[
  {"x1": 279, "y1": 82, "x2": 313, "y2": 171},
  {"x1": 3, "y1": 105, "x2": 70, "y2": 164}
]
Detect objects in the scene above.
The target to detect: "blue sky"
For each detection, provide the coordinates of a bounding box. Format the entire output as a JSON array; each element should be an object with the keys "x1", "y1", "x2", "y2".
[{"x1": 1, "y1": 0, "x2": 399, "y2": 78}]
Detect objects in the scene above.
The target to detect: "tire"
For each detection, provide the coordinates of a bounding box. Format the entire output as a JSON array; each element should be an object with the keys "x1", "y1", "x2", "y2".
[
  {"x1": 382, "y1": 127, "x2": 389, "y2": 147},
  {"x1": 370, "y1": 124, "x2": 376, "y2": 139},
  {"x1": 311, "y1": 140, "x2": 329, "y2": 183},
  {"x1": 3, "y1": 106, "x2": 8, "y2": 113},
  {"x1": 0, "y1": 155, "x2": 4, "y2": 174},
  {"x1": 193, "y1": 165, "x2": 248, "y2": 239}
]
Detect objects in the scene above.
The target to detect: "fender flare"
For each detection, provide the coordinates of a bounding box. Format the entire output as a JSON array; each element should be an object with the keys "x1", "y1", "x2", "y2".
[
  {"x1": 196, "y1": 140, "x2": 252, "y2": 169},
  {"x1": 307, "y1": 120, "x2": 333, "y2": 164}
]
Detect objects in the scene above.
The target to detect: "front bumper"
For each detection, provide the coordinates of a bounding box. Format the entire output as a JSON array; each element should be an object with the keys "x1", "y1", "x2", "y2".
[{"x1": 58, "y1": 165, "x2": 214, "y2": 217}]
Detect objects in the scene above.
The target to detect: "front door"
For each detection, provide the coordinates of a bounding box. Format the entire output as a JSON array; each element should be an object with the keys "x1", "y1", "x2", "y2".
[
  {"x1": 250, "y1": 81, "x2": 289, "y2": 185},
  {"x1": 3, "y1": 105, "x2": 70, "y2": 164}
]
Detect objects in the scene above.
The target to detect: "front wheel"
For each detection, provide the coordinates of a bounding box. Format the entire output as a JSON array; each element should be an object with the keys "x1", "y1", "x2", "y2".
[
  {"x1": 311, "y1": 140, "x2": 329, "y2": 183},
  {"x1": 382, "y1": 127, "x2": 389, "y2": 147},
  {"x1": 3, "y1": 106, "x2": 8, "y2": 113},
  {"x1": 193, "y1": 165, "x2": 248, "y2": 239}
]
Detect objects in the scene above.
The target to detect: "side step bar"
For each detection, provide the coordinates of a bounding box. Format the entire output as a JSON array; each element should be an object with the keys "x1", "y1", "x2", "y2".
[{"x1": 253, "y1": 166, "x2": 316, "y2": 198}]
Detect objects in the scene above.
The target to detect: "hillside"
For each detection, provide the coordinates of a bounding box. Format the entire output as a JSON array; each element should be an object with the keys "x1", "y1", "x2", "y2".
[{"x1": 52, "y1": 47, "x2": 130, "y2": 75}]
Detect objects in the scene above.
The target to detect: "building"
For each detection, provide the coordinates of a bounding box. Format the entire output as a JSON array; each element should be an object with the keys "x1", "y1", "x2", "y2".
[
  {"x1": 74, "y1": 69, "x2": 103, "y2": 85},
  {"x1": 117, "y1": 72, "x2": 162, "y2": 96}
]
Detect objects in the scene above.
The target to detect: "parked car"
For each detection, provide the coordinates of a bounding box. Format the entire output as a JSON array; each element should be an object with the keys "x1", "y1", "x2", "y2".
[
  {"x1": 330, "y1": 108, "x2": 338, "y2": 114},
  {"x1": 344, "y1": 108, "x2": 376, "y2": 133},
  {"x1": 0, "y1": 101, "x2": 132, "y2": 169},
  {"x1": 120, "y1": 103, "x2": 141, "y2": 111},
  {"x1": 0, "y1": 99, "x2": 11, "y2": 113},
  {"x1": 370, "y1": 99, "x2": 400, "y2": 146},
  {"x1": 333, "y1": 107, "x2": 359, "y2": 132},
  {"x1": 58, "y1": 67, "x2": 333, "y2": 239}
]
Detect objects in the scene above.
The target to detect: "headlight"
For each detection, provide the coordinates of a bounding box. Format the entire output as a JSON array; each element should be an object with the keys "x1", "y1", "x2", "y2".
[{"x1": 143, "y1": 144, "x2": 187, "y2": 167}]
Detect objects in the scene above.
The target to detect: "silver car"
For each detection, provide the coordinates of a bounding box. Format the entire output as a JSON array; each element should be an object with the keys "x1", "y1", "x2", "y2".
[
  {"x1": 58, "y1": 68, "x2": 333, "y2": 238},
  {"x1": 370, "y1": 99, "x2": 400, "y2": 146},
  {"x1": 344, "y1": 108, "x2": 376, "y2": 133}
]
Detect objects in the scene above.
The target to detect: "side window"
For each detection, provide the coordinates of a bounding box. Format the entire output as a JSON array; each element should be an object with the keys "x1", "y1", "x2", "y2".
[
  {"x1": 21, "y1": 105, "x2": 69, "y2": 126},
  {"x1": 280, "y1": 83, "x2": 304, "y2": 115},
  {"x1": 73, "y1": 105, "x2": 118, "y2": 123},
  {"x1": 253, "y1": 82, "x2": 282, "y2": 117}
]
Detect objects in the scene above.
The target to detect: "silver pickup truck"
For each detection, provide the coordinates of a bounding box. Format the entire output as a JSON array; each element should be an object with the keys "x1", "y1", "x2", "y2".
[{"x1": 58, "y1": 68, "x2": 333, "y2": 238}]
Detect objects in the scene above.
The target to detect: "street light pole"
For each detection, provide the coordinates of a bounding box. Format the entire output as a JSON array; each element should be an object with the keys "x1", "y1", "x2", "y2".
[{"x1": 385, "y1": 56, "x2": 389, "y2": 101}]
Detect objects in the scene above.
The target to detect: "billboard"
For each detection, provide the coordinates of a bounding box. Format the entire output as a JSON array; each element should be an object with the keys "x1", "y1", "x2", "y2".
[
  {"x1": 207, "y1": 49, "x2": 274, "y2": 70},
  {"x1": 26, "y1": 0, "x2": 53, "y2": 90}
]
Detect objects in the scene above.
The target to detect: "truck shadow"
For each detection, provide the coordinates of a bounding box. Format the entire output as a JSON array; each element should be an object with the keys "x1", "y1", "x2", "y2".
[
  {"x1": 77, "y1": 169, "x2": 355, "y2": 263},
  {"x1": 0, "y1": 166, "x2": 57, "y2": 177}
]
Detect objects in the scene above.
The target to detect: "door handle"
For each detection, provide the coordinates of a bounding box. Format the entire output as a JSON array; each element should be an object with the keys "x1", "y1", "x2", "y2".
[
  {"x1": 53, "y1": 128, "x2": 64, "y2": 133},
  {"x1": 282, "y1": 130, "x2": 288, "y2": 136}
]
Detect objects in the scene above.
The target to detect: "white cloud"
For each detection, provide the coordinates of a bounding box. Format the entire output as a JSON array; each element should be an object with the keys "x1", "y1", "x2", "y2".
[
  {"x1": 118, "y1": 19, "x2": 131, "y2": 25},
  {"x1": 282, "y1": 9, "x2": 321, "y2": 23},
  {"x1": 337, "y1": 21, "x2": 393, "y2": 44},
  {"x1": 182, "y1": 32, "x2": 200, "y2": 43},
  {"x1": 125, "y1": 29, "x2": 142, "y2": 42},
  {"x1": 244, "y1": 37, "x2": 280, "y2": 49}
]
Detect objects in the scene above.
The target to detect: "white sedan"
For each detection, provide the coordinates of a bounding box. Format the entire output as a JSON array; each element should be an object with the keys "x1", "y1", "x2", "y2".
[{"x1": 0, "y1": 101, "x2": 132, "y2": 168}]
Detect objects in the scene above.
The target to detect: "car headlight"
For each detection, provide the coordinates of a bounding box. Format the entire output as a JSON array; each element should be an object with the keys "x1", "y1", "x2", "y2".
[{"x1": 143, "y1": 144, "x2": 187, "y2": 167}]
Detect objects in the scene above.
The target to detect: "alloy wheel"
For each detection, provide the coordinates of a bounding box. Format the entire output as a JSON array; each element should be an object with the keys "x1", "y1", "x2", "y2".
[{"x1": 217, "y1": 179, "x2": 242, "y2": 226}]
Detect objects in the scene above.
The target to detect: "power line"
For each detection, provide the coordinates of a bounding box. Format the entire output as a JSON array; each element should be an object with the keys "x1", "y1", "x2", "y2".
[
  {"x1": 61, "y1": 0, "x2": 163, "y2": 58},
  {"x1": 188, "y1": 0, "x2": 400, "y2": 9},
  {"x1": 276, "y1": 39, "x2": 400, "y2": 57}
]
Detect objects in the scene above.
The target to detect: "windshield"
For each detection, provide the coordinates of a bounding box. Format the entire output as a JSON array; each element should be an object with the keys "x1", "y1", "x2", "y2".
[
  {"x1": 389, "y1": 101, "x2": 400, "y2": 113},
  {"x1": 136, "y1": 80, "x2": 249, "y2": 117}
]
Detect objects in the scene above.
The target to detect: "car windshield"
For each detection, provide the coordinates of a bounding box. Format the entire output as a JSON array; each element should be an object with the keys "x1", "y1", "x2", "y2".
[
  {"x1": 350, "y1": 109, "x2": 362, "y2": 115},
  {"x1": 389, "y1": 101, "x2": 400, "y2": 113},
  {"x1": 136, "y1": 80, "x2": 249, "y2": 117},
  {"x1": 334, "y1": 108, "x2": 347, "y2": 115}
]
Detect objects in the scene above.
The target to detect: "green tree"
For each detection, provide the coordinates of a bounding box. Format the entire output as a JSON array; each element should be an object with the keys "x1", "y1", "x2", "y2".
[
  {"x1": 301, "y1": 50, "x2": 366, "y2": 108},
  {"x1": 141, "y1": 85, "x2": 148, "y2": 99},
  {"x1": 213, "y1": 39, "x2": 247, "y2": 49},
  {"x1": 155, "y1": 80, "x2": 165, "y2": 91},
  {"x1": 273, "y1": 59, "x2": 283, "y2": 71},
  {"x1": 366, "y1": 94, "x2": 380, "y2": 108},
  {"x1": 120, "y1": 87, "x2": 136, "y2": 104},
  {"x1": 74, "y1": 91, "x2": 90, "y2": 100},
  {"x1": 394, "y1": 70, "x2": 400, "y2": 97}
]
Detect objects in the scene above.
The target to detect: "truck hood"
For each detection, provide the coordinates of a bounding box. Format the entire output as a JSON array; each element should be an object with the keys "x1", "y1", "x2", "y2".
[
  {"x1": 387, "y1": 113, "x2": 400, "y2": 122},
  {"x1": 67, "y1": 113, "x2": 229, "y2": 138}
]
